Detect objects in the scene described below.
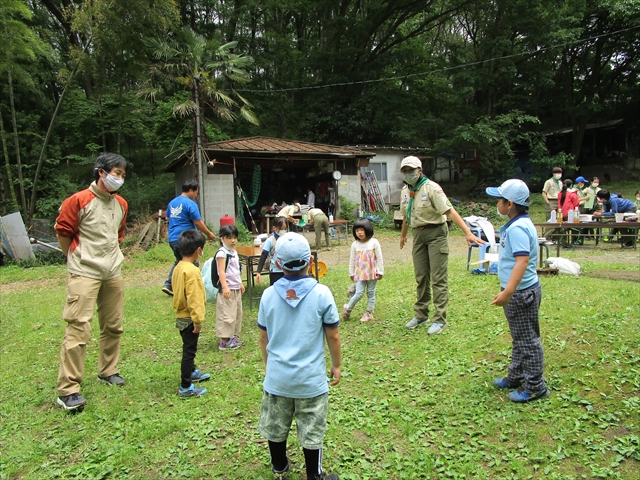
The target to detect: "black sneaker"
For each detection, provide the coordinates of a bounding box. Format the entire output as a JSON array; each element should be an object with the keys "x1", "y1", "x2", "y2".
[
  {"x1": 312, "y1": 474, "x2": 339, "y2": 480},
  {"x1": 162, "y1": 286, "x2": 174, "y2": 296},
  {"x1": 98, "y1": 373, "x2": 125, "y2": 386},
  {"x1": 57, "y1": 393, "x2": 87, "y2": 411},
  {"x1": 272, "y1": 457, "x2": 290, "y2": 479}
]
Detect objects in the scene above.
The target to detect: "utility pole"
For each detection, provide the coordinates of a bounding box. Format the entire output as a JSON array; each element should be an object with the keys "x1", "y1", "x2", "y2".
[{"x1": 194, "y1": 74, "x2": 205, "y2": 220}]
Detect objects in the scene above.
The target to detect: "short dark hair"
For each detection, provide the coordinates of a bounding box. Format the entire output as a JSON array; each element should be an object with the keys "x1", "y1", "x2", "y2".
[
  {"x1": 178, "y1": 229, "x2": 205, "y2": 256},
  {"x1": 552, "y1": 166, "x2": 563, "y2": 174},
  {"x1": 596, "y1": 189, "x2": 610, "y2": 201},
  {"x1": 181, "y1": 180, "x2": 199, "y2": 193},
  {"x1": 219, "y1": 224, "x2": 239, "y2": 240},
  {"x1": 272, "y1": 217, "x2": 287, "y2": 230},
  {"x1": 353, "y1": 219, "x2": 374, "y2": 240},
  {"x1": 93, "y1": 153, "x2": 127, "y2": 181}
]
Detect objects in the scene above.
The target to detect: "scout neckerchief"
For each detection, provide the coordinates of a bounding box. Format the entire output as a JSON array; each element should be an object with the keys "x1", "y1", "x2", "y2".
[{"x1": 405, "y1": 176, "x2": 429, "y2": 225}]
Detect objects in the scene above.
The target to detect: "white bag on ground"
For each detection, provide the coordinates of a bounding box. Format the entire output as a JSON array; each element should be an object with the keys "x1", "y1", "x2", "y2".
[{"x1": 545, "y1": 257, "x2": 581, "y2": 275}]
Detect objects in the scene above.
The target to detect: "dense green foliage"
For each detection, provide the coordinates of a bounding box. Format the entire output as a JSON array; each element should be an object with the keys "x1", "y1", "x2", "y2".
[{"x1": 1, "y1": 0, "x2": 639, "y2": 222}]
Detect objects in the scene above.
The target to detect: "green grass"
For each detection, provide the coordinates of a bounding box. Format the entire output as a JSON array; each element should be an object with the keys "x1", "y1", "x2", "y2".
[{"x1": 1, "y1": 193, "x2": 639, "y2": 479}]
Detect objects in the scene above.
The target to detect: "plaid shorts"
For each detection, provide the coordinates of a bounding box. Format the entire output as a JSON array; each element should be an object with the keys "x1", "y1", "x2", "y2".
[{"x1": 258, "y1": 391, "x2": 328, "y2": 450}]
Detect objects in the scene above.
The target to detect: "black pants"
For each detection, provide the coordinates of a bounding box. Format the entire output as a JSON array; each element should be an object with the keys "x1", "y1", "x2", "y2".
[
  {"x1": 270, "y1": 272, "x2": 285, "y2": 285},
  {"x1": 180, "y1": 323, "x2": 199, "y2": 388}
]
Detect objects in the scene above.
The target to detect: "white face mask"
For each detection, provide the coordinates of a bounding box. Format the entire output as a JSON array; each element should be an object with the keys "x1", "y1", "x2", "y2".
[
  {"x1": 278, "y1": 230, "x2": 287, "y2": 236},
  {"x1": 592, "y1": 183, "x2": 599, "y2": 188},
  {"x1": 403, "y1": 170, "x2": 420, "y2": 186},
  {"x1": 102, "y1": 172, "x2": 124, "y2": 192},
  {"x1": 497, "y1": 204, "x2": 511, "y2": 219},
  {"x1": 554, "y1": 173, "x2": 562, "y2": 179}
]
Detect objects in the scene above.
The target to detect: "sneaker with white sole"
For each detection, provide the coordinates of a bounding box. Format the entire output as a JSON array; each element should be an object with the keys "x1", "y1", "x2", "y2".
[
  {"x1": 427, "y1": 322, "x2": 446, "y2": 335},
  {"x1": 405, "y1": 317, "x2": 427, "y2": 329},
  {"x1": 178, "y1": 384, "x2": 207, "y2": 397},
  {"x1": 162, "y1": 286, "x2": 173, "y2": 296},
  {"x1": 98, "y1": 373, "x2": 125, "y2": 386},
  {"x1": 360, "y1": 312, "x2": 373, "y2": 323},
  {"x1": 56, "y1": 392, "x2": 87, "y2": 411},
  {"x1": 191, "y1": 370, "x2": 211, "y2": 383},
  {"x1": 219, "y1": 337, "x2": 241, "y2": 351}
]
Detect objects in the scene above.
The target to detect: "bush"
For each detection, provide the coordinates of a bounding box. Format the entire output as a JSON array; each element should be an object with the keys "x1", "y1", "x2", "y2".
[{"x1": 338, "y1": 195, "x2": 359, "y2": 223}]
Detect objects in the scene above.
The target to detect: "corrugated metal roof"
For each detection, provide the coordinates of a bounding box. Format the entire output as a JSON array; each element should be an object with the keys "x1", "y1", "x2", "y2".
[{"x1": 201, "y1": 136, "x2": 372, "y2": 155}]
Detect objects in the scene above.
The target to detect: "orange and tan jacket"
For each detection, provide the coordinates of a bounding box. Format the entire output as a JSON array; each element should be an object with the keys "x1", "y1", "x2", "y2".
[{"x1": 55, "y1": 182, "x2": 128, "y2": 280}]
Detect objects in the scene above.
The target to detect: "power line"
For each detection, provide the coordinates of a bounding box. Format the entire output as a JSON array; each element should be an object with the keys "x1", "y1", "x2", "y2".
[{"x1": 238, "y1": 25, "x2": 640, "y2": 94}]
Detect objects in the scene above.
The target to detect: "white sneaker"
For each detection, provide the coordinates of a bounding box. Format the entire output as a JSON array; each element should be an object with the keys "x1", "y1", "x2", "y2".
[
  {"x1": 427, "y1": 322, "x2": 446, "y2": 335},
  {"x1": 405, "y1": 317, "x2": 427, "y2": 329}
]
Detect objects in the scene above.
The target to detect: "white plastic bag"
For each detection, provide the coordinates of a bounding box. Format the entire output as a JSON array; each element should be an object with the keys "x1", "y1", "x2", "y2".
[{"x1": 545, "y1": 257, "x2": 581, "y2": 275}]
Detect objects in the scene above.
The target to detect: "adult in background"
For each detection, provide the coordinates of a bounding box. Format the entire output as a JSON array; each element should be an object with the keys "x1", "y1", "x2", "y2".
[
  {"x1": 163, "y1": 180, "x2": 216, "y2": 296},
  {"x1": 276, "y1": 202, "x2": 301, "y2": 230},
  {"x1": 542, "y1": 166, "x2": 563, "y2": 221},
  {"x1": 55, "y1": 153, "x2": 129, "y2": 411},
  {"x1": 399, "y1": 156, "x2": 485, "y2": 335},
  {"x1": 306, "y1": 187, "x2": 315, "y2": 208},
  {"x1": 594, "y1": 189, "x2": 636, "y2": 247},
  {"x1": 307, "y1": 207, "x2": 331, "y2": 251}
]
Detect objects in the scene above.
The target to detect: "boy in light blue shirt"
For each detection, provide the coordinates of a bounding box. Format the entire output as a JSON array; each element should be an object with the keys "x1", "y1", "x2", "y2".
[
  {"x1": 486, "y1": 179, "x2": 548, "y2": 403},
  {"x1": 258, "y1": 232, "x2": 341, "y2": 480}
]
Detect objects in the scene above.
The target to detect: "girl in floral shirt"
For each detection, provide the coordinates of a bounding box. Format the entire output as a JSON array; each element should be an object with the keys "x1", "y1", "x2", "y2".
[{"x1": 342, "y1": 219, "x2": 384, "y2": 323}]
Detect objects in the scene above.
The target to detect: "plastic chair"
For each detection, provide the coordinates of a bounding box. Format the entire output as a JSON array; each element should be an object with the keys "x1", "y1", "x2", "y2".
[{"x1": 467, "y1": 227, "x2": 493, "y2": 271}]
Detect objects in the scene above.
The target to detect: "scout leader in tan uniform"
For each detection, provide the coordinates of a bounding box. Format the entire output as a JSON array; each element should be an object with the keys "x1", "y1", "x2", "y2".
[
  {"x1": 541, "y1": 166, "x2": 563, "y2": 220},
  {"x1": 399, "y1": 156, "x2": 485, "y2": 335}
]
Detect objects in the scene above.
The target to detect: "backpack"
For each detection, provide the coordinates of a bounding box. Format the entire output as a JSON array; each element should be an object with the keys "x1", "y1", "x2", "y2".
[{"x1": 201, "y1": 248, "x2": 232, "y2": 303}]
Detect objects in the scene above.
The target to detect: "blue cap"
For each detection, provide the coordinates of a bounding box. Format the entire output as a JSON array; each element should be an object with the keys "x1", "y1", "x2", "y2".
[
  {"x1": 486, "y1": 179, "x2": 531, "y2": 206},
  {"x1": 275, "y1": 232, "x2": 311, "y2": 271},
  {"x1": 575, "y1": 176, "x2": 588, "y2": 184}
]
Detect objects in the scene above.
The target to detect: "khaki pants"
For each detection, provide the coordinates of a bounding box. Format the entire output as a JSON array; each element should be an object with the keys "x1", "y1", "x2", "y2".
[
  {"x1": 57, "y1": 274, "x2": 124, "y2": 396},
  {"x1": 412, "y1": 224, "x2": 449, "y2": 324},
  {"x1": 216, "y1": 290, "x2": 243, "y2": 338},
  {"x1": 312, "y1": 213, "x2": 330, "y2": 249}
]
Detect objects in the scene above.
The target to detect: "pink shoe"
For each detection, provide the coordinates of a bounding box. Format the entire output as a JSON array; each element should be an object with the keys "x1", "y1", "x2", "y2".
[
  {"x1": 342, "y1": 304, "x2": 350, "y2": 319},
  {"x1": 360, "y1": 312, "x2": 373, "y2": 323}
]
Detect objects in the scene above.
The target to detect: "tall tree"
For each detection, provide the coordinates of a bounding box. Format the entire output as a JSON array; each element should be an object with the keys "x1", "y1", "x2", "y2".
[
  {"x1": 550, "y1": 0, "x2": 640, "y2": 165},
  {"x1": 1, "y1": 0, "x2": 46, "y2": 215}
]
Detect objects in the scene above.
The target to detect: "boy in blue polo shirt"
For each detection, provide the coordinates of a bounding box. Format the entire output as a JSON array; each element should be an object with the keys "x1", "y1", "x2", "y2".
[
  {"x1": 257, "y1": 232, "x2": 341, "y2": 480},
  {"x1": 486, "y1": 179, "x2": 549, "y2": 403}
]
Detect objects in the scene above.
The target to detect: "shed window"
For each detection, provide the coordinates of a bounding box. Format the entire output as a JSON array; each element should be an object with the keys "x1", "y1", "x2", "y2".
[{"x1": 362, "y1": 163, "x2": 387, "y2": 181}]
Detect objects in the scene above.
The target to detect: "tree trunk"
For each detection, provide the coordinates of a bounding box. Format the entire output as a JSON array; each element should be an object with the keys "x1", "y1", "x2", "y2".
[
  {"x1": 29, "y1": 64, "x2": 77, "y2": 222},
  {"x1": 569, "y1": 117, "x2": 588, "y2": 168},
  {"x1": 7, "y1": 68, "x2": 27, "y2": 214},
  {"x1": 0, "y1": 113, "x2": 18, "y2": 213}
]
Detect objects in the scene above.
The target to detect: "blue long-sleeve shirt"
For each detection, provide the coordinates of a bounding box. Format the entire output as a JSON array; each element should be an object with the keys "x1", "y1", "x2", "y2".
[{"x1": 601, "y1": 194, "x2": 635, "y2": 216}]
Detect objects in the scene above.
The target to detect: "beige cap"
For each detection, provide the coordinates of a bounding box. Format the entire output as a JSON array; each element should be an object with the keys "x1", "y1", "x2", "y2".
[{"x1": 400, "y1": 156, "x2": 422, "y2": 170}]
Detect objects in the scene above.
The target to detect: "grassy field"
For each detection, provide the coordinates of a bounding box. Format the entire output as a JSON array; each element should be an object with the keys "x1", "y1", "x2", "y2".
[{"x1": 1, "y1": 191, "x2": 639, "y2": 479}]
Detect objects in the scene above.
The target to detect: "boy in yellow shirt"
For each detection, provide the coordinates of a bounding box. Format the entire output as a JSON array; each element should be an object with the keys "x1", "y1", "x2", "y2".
[{"x1": 172, "y1": 229, "x2": 211, "y2": 396}]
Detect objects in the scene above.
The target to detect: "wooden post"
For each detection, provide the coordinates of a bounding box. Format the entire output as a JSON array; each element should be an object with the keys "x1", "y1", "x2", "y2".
[{"x1": 156, "y1": 209, "x2": 162, "y2": 244}]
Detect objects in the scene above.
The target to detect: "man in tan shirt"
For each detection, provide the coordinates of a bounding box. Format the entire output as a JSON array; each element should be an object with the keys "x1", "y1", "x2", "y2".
[
  {"x1": 541, "y1": 167, "x2": 563, "y2": 220},
  {"x1": 399, "y1": 156, "x2": 484, "y2": 335}
]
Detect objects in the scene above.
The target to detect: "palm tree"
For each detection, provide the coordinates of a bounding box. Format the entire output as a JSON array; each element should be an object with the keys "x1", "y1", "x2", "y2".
[{"x1": 142, "y1": 27, "x2": 259, "y2": 206}]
